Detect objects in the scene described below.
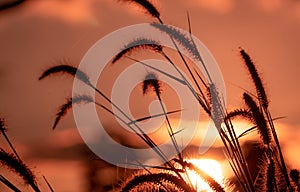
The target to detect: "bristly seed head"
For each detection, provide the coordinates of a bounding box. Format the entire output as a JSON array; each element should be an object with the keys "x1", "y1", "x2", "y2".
[
  {"x1": 143, "y1": 72, "x2": 161, "y2": 95},
  {"x1": 243, "y1": 92, "x2": 272, "y2": 145},
  {"x1": 290, "y1": 169, "x2": 300, "y2": 184},
  {"x1": 0, "y1": 118, "x2": 7, "y2": 132},
  {"x1": 120, "y1": 0, "x2": 162, "y2": 23},
  {"x1": 240, "y1": 48, "x2": 269, "y2": 108},
  {"x1": 0, "y1": 149, "x2": 40, "y2": 191},
  {"x1": 112, "y1": 38, "x2": 162, "y2": 63},
  {"x1": 52, "y1": 95, "x2": 94, "y2": 130}
]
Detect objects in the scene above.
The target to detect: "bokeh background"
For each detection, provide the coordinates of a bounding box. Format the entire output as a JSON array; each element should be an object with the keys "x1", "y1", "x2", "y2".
[{"x1": 0, "y1": 0, "x2": 299, "y2": 191}]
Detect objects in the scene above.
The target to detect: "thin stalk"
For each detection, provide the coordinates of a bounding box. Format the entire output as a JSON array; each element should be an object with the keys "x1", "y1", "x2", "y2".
[
  {"x1": 43, "y1": 176, "x2": 55, "y2": 192},
  {"x1": 98, "y1": 104, "x2": 185, "y2": 181},
  {"x1": 0, "y1": 130, "x2": 21, "y2": 161},
  {"x1": 264, "y1": 109, "x2": 293, "y2": 191},
  {"x1": 128, "y1": 109, "x2": 182, "y2": 125},
  {"x1": 0, "y1": 174, "x2": 21, "y2": 192}
]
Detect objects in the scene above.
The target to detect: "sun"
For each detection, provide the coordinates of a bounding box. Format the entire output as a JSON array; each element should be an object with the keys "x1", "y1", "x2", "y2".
[{"x1": 185, "y1": 158, "x2": 224, "y2": 191}]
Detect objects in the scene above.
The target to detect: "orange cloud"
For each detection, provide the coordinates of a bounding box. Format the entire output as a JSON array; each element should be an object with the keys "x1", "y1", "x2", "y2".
[
  {"x1": 256, "y1": 0, "x2": 283, "y2": 12},
  {"x1": 187, "y1": 0, "x2": 235, "y2": 14},
  {"x1": 294, "y1": 2, "x2": 300, "y2": 20},
  {"x1": 25, "y1": 0, "x2": 99, "y2": 25}
]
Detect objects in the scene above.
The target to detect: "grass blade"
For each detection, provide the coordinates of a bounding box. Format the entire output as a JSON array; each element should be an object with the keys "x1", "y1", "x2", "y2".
[
  {"x1": 128, "y1": 109, "x2": 182, "y2": 125},
  {"x1": 0, "y1": 174, "x2": 21, "y2": 192},
  {"x1": 52, "y1": 95, "x2": 94, "y2": 130},
  {"x1": 43, "y1": 176, "x2": 55, "y2": 192},
  {"x1": 0, "y1": 149, "x2": 40, "y2": 192}
]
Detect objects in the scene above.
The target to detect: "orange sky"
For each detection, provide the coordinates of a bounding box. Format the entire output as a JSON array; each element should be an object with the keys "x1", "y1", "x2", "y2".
[{"x1": 0, "y1": 0, "x2": 300, "y2": 191}]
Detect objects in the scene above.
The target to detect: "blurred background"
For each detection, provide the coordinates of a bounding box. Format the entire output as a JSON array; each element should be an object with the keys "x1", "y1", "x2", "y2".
[{"x1": 0, "y1": 0, "x2": 299, "y2": 191}]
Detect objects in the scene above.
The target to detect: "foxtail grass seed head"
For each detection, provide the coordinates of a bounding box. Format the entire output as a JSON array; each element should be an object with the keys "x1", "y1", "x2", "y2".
[
  {"x1": 225, "y1": 109, "x2": 252, "y2": 121},
  {"x1": 290, "y1": 169, "x2": 300, "y2": 185},
  {"x1": 120, "y1": 0, "x2": 161, "y2": 22},
  {"x1": 143, "y1": 72, "x2": 162, "y2": 95},
  {"x1": 39, "y1": 64, "x2": 91, "y2": 86},
  {"x1": 266, "y1": 158, "x2": 276, "y2": 192},
  {"x1": 112, "y1": 38, "x2": 162, "y2": 63},
  {"x1": 121, "y1": 172, "x2": 195, "y2": 192},
  {"x1": 0, "y1": 149, "x2": 40, "y2": 192},
  {"x1": 0, "y1": 118, "x2": 7, "y2": 132},
  {"x1": 243, "y1": 92, "x2": 272, "y2": 145},
  {"x1": 240, "y1": 48, "x2": 269, "y2": 108},
  {"x1": 53, "y1": 95, "x2": 94, "y2": 129},
  {"x1": 151, "y1": 23, "x2": 202, "y2": 62}
]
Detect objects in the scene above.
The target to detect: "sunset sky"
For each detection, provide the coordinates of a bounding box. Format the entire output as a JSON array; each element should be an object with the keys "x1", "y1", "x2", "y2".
[{"x1": 0, "y1": 0, "x2": 300, "y2": 191}]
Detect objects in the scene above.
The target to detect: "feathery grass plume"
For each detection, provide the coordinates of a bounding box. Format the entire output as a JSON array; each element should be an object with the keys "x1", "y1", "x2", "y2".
[
  {"x1": 143, "y1": 72, "x2": 161, "y2": 95},
  {"x1": 275, "y1": 159, "x2": 288, "y2": 191},
  {"x1": 254, "y1": 159, "x2": 267, "y2": 191},
  {"x1": 112, "y1": 38, "x2": 162, "y2": 63},
  {"x1": 0, "y1": 118, "x2": 7, "y2": 132},
  {"x1": 119, "y1": 0, "x2": 162, "y2": 23},
  {"x1": 240, "y1": 46, "x2": 295, "y2": 191},
  {"x1": 121, "y1": 172, "x2": 195, "y2": 192},
  {"x1": 203, "y1": 85, "x2": 212, "y2": 112},
  {"x1": 266, "y1": 158, "x2": 276, "y2": 192},
  {"x1": 209, "y1": 83, "x2": 225, "y2": 127},
  {"x1": 240, "y1": 48, "x2": 292, "y2": 190},
  {"x1": 225, "y1": 109, "x2": 253, "y2": 122},
  {"x1": 290, "y1": 169, "x2": 300, "y2": 191},
  {"x1": 240, "y1": 48, "x2": 268, "y2": 108},
  {"x1": 151, "y1": 23, "x2": 211, "y2": 86},
  {"x1": 186, "y1": 162, "x2": 225, "y2": 192},
  {"x1": 243, "y1": 92, "x2": 272, "y2": 145},
  {"x1": 151, "y1": 23, "x2": 202, "y2": 63},
  {"x1": 290, "y1": 169, "x2": 300, "y2": 184},
  {"x1": 254, "y1": 155, "x2": 278, "y2": 192},
  {"x1": 39, "y1": 63, "x2": 91, "y2": 86},
  {"x1": 0, "y1": 149, "x2": 40, "y2": 192},
  {"x1": 52, "y1": 95, "x2": 94, "y2": 129}
]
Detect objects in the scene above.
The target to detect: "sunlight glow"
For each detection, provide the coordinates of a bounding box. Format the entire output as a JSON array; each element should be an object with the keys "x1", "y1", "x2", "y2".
[{"x1": 185, "y1": 159, "x2": 224, "y2": 191}]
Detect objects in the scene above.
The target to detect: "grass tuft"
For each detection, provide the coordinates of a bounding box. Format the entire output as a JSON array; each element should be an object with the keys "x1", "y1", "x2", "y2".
[
  {"x1": 112, "y1": 38, "x2": 162, "y2": 63},
  {"x1": 52, "y1": 95, "x2": 94, "y2": 130},
  {"x1": 0, "y1": 149, "x2": 40, "y2": 192},
  {"x1": 243, "y1": 93, "x2": 272, "y2": 145},
  {"x1": 142, "y1": 72, "x2": 161, "y2": 95},
  {"x1": 121, "y1": 172, "x2": 195, "y2": 192},
  {"x1": 240, "y1": 48, "x2": 268, "y2": 108},
  {"x1": 39, "y1": 63, "x2": 91, "y2": 86},
  {"x1": 120, "y1": 0, "x2": 162, "y2": 23}
]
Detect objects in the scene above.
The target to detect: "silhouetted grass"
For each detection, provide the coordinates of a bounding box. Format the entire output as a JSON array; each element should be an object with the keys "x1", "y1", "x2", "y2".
[
  {"x1": 0, "y1": 149, "x2": 40, "y2": 192},
  {"x1": 0, "y1": 118, "x2": 54, "y2": 191},
  {"x1": 120, "y1": 0, "x2": 162, "y2": 23},
  {"x1": 36, "y1": 0, "x2": 298, "y2": 191},
  {"x1": 52, "y1": 95, "x2": 94, "y2": 129}
]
